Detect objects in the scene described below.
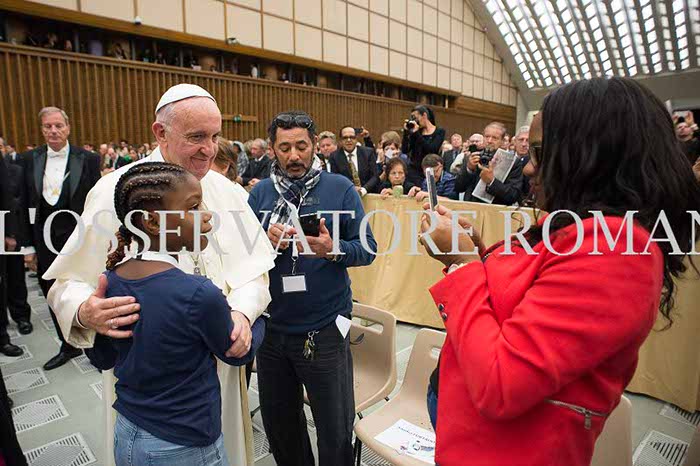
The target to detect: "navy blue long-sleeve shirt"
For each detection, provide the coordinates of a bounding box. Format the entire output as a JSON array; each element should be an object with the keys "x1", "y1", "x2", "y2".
[
  {"x1": 86, "y1": 268, "x2": 265, "y2": 447},
  {"x1": 248, "y1": 172, "x2": 376, "y2": 334},
  {"x1": 421, "y1": 170, "x2": 458, "y2": 200}
]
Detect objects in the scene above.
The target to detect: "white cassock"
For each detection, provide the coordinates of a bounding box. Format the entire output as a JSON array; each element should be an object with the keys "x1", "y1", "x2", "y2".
[{"x1": 44, "y1": 147, "x2": 276, "y2": 466}]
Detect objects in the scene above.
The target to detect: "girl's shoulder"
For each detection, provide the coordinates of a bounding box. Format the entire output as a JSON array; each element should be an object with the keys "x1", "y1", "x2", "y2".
[
  {"x1": 103, "y1": 267, "x2": 193, "y2": 295},
  {"x1": 187, "y1": 277, "x2": 228, "y2": 314}
]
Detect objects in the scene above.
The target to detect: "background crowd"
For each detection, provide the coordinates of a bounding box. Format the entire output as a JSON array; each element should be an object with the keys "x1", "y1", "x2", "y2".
[{"x1": 6, "y1": 109, "x2": 698, "y2": 207}]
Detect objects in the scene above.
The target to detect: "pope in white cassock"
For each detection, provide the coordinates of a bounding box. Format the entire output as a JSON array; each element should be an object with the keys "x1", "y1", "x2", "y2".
[{"x1": 44, "y1": 84, "x2": 276, "y2": 466}]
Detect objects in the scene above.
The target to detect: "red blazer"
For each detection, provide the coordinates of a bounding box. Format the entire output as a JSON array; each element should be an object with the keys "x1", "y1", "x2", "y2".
[{"x1": 429, "y1": 216, "x2": 663, "y2": 466}]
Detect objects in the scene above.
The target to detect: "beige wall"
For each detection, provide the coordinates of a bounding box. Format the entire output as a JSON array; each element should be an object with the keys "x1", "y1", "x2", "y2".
[
  {"x1": 33, "y1": 0, "x2": 77, "y2": 10},
  {"x1": 82, "y1": 0, "x2": 133, "y2": 22},
  {"x1": 138, "y1": 0, "x2": 184, "y2": 32},
  {"x1": 30, "y1": 0, "x2": 518, "y2": 106}
]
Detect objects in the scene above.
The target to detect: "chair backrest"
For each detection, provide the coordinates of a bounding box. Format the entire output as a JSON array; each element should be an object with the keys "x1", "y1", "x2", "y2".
[
  {"x1": 590, "y1": 395, "x2": 633, "y2": 466},
  {"x1": 350, "y1": 303, "x2": 398, "y2": 412},
  {"x1": 400, "y1": 328, "x2": 445, "y2": 402},
  {"x1": 684, "y1": 425, "x2": 700, "y2": 466}
]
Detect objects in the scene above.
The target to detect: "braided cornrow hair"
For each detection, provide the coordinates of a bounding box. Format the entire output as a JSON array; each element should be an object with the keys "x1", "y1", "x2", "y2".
[{"x1": 105, "y1": 162, "x2": 189, "y2": 270}]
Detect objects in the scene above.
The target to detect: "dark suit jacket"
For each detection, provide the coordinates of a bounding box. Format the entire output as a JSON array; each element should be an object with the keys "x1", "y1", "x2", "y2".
[
  {"x1": 4, "y1": 159, "x2": 30, "y2": 247},
  {"x1": 455, "y1": 153, "x2": 529, "y2": 206},
  {"x1": 486, "y1": 156, "x2": 528, "y2": 205},
  {"x1": 6, "y1": 152, "x2": 22, "y2": 165},
  {"x1": 20, "y1": 144, "x2": 102, "y2": 252},
  {"x1": 442, "y1": 149, "x2": 460, "y2": 172},
  {"x1": 0, "y1": 155, "x2": 15, "y2": 239},
  {"x1": 329, "y1": 146, "x2": 380, "y2": 194},
  {"x1": 242, "y1": 156, "x2": 272, "y2": 186}
]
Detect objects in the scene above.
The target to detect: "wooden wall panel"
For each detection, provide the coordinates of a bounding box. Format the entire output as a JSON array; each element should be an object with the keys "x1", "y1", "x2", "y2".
[{"x1": 0, "y1": 44, "x2": 515, "y2": 149}]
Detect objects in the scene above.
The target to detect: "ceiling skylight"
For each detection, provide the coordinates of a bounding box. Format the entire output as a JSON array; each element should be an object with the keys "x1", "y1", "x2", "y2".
[{"x1": 484, "y1": 0, "x2": 699, "y2": 89}]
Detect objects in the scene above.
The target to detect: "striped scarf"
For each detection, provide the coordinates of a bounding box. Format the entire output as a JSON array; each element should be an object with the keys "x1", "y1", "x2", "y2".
[{"x1": 269, "y1": 159, "x2": 322, "y2": 226}]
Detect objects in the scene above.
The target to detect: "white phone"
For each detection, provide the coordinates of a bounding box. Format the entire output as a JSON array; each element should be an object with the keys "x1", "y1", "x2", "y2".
[{"x1": 425, "y1": 167, "x2": 439, "y2": 211}]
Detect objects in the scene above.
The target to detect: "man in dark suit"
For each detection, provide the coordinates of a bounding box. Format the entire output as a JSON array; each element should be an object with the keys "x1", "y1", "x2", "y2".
[
  {"x1": 241, "y1": 138, "x2": 272, "y2": 188},
  {"x1": 330, "y1": 126, "x2": 380, "y2": 195},
  {"x1": 0, "y1": 156, "x2": 24, "y2": 358},
  {"x1": 0, "y1": 156, "x2": 33, "y2": 345},
  {"x1": 0, "y1": 149, "x2": 28, "y2": 466},
  {"x1": 441, "y1": 133, "x2": 463, "y2": 173},
  {"x1": 456, "y1": 122, "x2": 528, "y2": 206},
  {"x1": 511, "y1": 126, "x2": 532, "y2": 202},
  {"x1": 21, "y1": 106, "x2": 101, "y2": 370},
  {"x1": 5, "y1": 144, "x2": 20, "y2": 165}
]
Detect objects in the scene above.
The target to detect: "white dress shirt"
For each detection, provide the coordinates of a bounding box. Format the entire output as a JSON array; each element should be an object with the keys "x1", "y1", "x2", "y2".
[{"x1": 43, "y1": 142, "x2": 70, "y2": 205}]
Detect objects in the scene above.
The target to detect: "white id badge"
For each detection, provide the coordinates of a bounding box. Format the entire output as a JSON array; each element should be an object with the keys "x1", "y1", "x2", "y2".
[{"x1": 282, "y1": 274, "x2": 307, "y2": 293}]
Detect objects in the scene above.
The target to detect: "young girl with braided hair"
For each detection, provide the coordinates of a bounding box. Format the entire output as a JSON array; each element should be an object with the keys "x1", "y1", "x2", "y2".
[{"x1": 86, "y1": 162, "x2": 265, "y2": 466}]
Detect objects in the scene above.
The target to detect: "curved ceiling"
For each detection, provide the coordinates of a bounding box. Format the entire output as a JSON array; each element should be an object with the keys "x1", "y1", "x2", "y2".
[{"x1": 470, "y1": 0, "x2": 700, "y2": 108}]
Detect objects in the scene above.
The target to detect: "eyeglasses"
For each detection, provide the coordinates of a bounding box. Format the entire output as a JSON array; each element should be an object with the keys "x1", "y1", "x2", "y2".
[
  {"x1": 528, "y1": 143, "x2": 542, "y2": 161},
  {"x1": 273, "y1": 113, "x2": 314, "y2": 129}
]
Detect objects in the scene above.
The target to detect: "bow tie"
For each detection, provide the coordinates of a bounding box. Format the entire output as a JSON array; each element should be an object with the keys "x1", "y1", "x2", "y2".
[{"x1": 48, "y1": 148, "x2": 68, "y2": 158}]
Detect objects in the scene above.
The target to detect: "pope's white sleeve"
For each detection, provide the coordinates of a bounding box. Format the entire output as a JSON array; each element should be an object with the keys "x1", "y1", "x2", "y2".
[
  {"x1": 48, "y1": 279, "x2": 98, "y2": 348},
  {"x1": 226, "y1": 273, "x2": 271, "y2": 323}
]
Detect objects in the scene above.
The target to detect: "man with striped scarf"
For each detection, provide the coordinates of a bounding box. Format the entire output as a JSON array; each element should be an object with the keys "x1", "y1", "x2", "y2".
[{"x1": 248, "y1": 111, "x2": 376, "y2": 466}]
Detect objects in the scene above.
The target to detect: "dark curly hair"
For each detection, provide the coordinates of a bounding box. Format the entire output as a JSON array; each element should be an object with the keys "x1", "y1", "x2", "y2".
[
  {"x1": 105, "y1": 162, "x2": 190, "y2": 270},
  {"x1": 267, "y1": 110, "x2": 316, "y2": 146},
  {"x1": 528, "y1": 77, "x2": 700, "y2": 326},
  {"x1": 385, "y1": 157, "x2": 408, "y2": 180}
]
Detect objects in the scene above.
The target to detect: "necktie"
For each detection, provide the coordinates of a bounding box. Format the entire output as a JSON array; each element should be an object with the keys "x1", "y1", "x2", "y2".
[{"x1": 347, "y1": 152, "x2": 361, "y2": 187}]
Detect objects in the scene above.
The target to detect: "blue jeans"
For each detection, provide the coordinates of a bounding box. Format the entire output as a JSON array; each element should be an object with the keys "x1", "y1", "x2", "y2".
[
  {"x1": 427, "y1": 383, "x2": 438, "y2": 431},
  {"x1": 114, "y1": 413, "x2": 229, "y2": 466}
]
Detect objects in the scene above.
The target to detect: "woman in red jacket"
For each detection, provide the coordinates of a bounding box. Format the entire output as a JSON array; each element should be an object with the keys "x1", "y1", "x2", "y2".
[{"x1": 420, "y1": 77, "x2": 700, "y2": 466}]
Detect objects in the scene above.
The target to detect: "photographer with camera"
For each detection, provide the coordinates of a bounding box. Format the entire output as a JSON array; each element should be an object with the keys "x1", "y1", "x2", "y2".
[
  {"x1": 455, "y1": 121, "x2": 527, "y2": 205},
  {"x1": 401, "y1": 105, "x2": 445, "y2": 186}
]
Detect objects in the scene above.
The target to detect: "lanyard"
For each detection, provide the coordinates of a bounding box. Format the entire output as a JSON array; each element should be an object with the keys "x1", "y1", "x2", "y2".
[{"x1": 283, "y1": 191, "x2": 309, "y2": 274}]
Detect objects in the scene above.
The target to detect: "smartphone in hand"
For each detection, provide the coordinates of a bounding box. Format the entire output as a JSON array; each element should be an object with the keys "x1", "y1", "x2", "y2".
[
  {"x1": 299, "y1": 213, "x2": 321, "y2": 237},
  {"x1": 425, "y1": 167, "x2": 439, "y2": 211}
]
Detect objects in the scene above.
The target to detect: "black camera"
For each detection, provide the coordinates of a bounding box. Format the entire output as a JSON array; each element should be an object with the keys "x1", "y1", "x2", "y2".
[
  {"x1": 406, "y1": 115, "x2": 418, "y2": 130},
  {"x1": 480, "y1": 149, "x2": 495, "y2": 167}
]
